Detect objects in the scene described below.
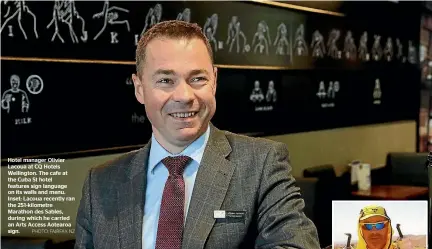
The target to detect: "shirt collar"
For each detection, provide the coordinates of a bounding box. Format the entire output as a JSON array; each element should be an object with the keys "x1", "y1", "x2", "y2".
[{"x1": 148, "y1": 125, "x2": 210, "y2": 174}]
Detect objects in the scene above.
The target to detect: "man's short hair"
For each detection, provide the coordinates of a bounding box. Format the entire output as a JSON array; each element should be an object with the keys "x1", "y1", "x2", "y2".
[{"x1": 135, "y1": 20, "x2": 214, "y2": 78}]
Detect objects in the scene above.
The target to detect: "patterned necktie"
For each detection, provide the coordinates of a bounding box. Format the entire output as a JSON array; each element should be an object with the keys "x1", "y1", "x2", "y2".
[{"x1": 155, "y1": 155, "x2": 192, "y2": 249}]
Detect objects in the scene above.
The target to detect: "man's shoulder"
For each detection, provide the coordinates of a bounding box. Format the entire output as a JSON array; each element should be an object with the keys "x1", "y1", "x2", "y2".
[
  {"x1": 220, "y1": 129, "x2": 288, "y2": 154},
  {"x1": 89, "y1": 147, "x2": 144, "y2": 180}
]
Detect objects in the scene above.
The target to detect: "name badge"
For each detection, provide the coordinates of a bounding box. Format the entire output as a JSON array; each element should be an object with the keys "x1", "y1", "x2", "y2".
[{"x1": 214, "y1": 210, "x2": 246, "y2": 223}]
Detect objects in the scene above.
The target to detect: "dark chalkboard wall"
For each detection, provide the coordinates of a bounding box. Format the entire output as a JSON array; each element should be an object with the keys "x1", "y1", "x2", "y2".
[{"x1": 1, "y1": 1, "x2": 421, "y2": 160}]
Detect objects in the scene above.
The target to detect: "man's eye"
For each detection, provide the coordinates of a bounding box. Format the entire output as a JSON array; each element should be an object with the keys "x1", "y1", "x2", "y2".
[
  {"x1": 157, "y1": 78, "x2": 173, "y2": 84},
  {"x1": 191, "y1": 77, "x2": 208, "y2": 83}
]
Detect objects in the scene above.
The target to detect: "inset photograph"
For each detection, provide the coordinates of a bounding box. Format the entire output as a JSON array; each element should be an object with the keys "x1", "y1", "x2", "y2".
[{"x1": 332, "y1": 200, "x2": 428, "y2": 249}]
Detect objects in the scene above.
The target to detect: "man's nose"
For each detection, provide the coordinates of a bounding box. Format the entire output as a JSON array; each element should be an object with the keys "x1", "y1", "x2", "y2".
[{"x1": 172, "y1": 81, "x2": 194, "y2": 103}]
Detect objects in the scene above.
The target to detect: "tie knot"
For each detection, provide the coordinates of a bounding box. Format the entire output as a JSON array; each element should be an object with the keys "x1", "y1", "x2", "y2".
[{"x1": 161, "y1": 156, "x2": 192, "y2": 176}]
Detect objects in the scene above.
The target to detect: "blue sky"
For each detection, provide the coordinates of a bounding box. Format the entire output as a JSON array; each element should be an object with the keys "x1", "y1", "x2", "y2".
[{"x1": 332, "y1": 200, "x2": 428, "y2": 244}]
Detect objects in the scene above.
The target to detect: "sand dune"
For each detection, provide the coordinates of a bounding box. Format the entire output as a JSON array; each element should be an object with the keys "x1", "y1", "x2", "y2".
[{"x1": 333, "y1": 234, "x2": 427, "y2": 249}]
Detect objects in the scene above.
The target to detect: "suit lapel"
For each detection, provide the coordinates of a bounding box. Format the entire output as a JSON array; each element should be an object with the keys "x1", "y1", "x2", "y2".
[
  {"x1": 118, "y1": 142, "x2": 151, "y2": 249},
  {"x1": 182, "y1": 125, "x2": 235, "y2": 249}
]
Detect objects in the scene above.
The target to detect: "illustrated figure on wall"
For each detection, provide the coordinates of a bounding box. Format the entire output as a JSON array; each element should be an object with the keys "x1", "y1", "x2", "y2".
[
  {"x1": 327, "y1": 81, "x2": 339, "y2": 98},
  {"x1": 203, "y1": 13, "x2": 218, "y2": 52},
  {"x1": 226, "y1": 16, "x2": 237, "y2": 46},
  {"x1": 226, "y1": 16, "x2": 248, "y2": 53},
  {"x1": 383, "y1": 37, "x2": 393, "y2": 62},
  {"x1": 371, "y1": 35, "x2": 383, "y2": 61},
  {"x1": 358, "y1": 31, "x2": 369, "y2": 61},
  {"x1": 46, "y1": 0, "x2": 88, "y2": 43},
  {"x1": 408, "y1": 40, "x2": 417, "y2": 64},
  {"x1": 1, "y1": 75, "x2": 30, "y2": 114},
  {"x1": 27, "y1": 78, "x2": 40, "y2": 93},
  {"x1": 250, "y1": 80, "x2": 264, "y2": 103},
  {"x1": 266, "y1": 81, "x2": 277, "y2": 103},
  {"x1": 141, "y1": 3, "x2": 162, "y2": 36},
  {"x1": 0, "y1": 0, "x2": 38, "y2": 39},
  {"x1": 396, "y1": 38, "x2": 404, "y2": 61},
  {"x1": 327, "y1": 29, "x2": 341, "y2": 59},
  {"x1": 176, "y1": 8, "x2": 191, "y2": 23},
  {"x1": 125, "y1": 76, "x2": 133, "y2": 85},
  {"x1": 317, "y1": 81, "x2": 339, "y2": 99},
  {"x1": 251, "y1": 20, "x2": 271, "y2": 54},
  {"x1": 373, "y1": 78, "x2": 382, "y2": 99},
  {"x1": 316, "y1": 81, "x2": 327, "y2": 99},
  {"x1": 327, "y1": 81, "x2": 335, "y2": 98},
  {"x1": 294, "y1": 24, "x2": 308, "y2": 56},
  {"x1": 26, "y1": 75, "x2": 44, "y2": 95},
  {"x1": 311, "y1": 30, "x2": 325, "y2": 58},
  {"x1": 343, "y1": 31, "x2": 357, "y2": 60},
  {"x1": 92, "y1": 1, "x2": 130, "y2": 40},
  {"x1": 273, "y1": 22, "x2": 290, "y2": 55}
]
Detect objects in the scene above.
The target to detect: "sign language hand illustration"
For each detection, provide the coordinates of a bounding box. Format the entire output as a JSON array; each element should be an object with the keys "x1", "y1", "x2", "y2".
[
  {"x1": 396, "y1": 38, "x2": 403, "y2": 61},
  {"x1": 343, "y1": 31, "x2": 357, "y2": 60},
  {"x1": 46, "y1": 0, "x2": 88, "y2": 43},
  {"x1": 358, "y1": 31, "x2": 369, "y2": 61},
  {"x1": 0, "y1": 0, "x2": 38, "y2": 39},
  {"x1": 383, "y1": 37, "x2": 393, "y2": 61},
  {"x1": 408, "y1": 40, "x2": 417, "y2": 64},
  {"x1": 294, "y1": 24, "x2": 308, "y2": 56},
  {"x1": 252, "y1": 20, "x2": 271, "y2": 54},
  {"x1": 311, "y1": 30, "x2": 325, "y2": 58},
  {"x1": 141, "y1": 3, "x2": 162, "y2": 36},
  {"x1": 203, "y1": 14, "x2": 218, "y2": 52},
  {"x1": 93, "y1": 1, "x2": 130, "y2": 40},
  {"x1": 266, "y1": 81, "x2": 277, "y2": 103},
  {"x1": 327, "y1": 29, "x2": 341, "y2": 59},
  {"x1": 250, "y1": 81, "x2": 264, "y2": 103},
  {"x1": 226, "y1": 16, "x2": 248, "y2": 53},
  {"x1": 273, "y1": 23, "x2": 290, "y2": 55},
  {"x1": 176, "y1": 8, "x2": 191, "y2": 23},
  {"x1": 371, "y1": 35, "x2": 383, "y2": 61}
]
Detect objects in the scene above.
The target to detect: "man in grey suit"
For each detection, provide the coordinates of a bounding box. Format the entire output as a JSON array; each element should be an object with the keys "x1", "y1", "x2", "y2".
[{"x1": 75, "y1": 20, "x2": 320, "y2": 249}]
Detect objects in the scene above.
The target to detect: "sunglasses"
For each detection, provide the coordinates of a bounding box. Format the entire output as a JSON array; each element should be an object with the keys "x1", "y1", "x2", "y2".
[{"x1": 361, "y1": 221, "x2": 388, "y2": 231}]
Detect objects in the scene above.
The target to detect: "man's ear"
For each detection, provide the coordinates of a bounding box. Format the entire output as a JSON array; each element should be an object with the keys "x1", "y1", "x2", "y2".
[
  {"x1": 132, "y1": 73, "x2": 145, "y2": 104},
  {"x1": 212, "y1": 66, "x2": 218, "y2": 95}
]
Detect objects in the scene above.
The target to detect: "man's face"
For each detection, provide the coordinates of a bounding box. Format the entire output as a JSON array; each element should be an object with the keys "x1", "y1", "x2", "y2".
[
  {"x1": 254, "y1": 81, "x2": 259, "y2": 88},
  {"x1": 30, "y1": 79, "x2": 39, "y2": 90},
  {"x1": 360, "y1": 216, "x2": 390, "y2": 249},
  {"x1": 133, "y1": 37, "x2": 217, "y2": 149},
  {"x1": 231, "y1": 16, "x2": 237, "y2": 24},
  {"x1": 11, "y1": 76, "x2": 19, "y2": 90}
]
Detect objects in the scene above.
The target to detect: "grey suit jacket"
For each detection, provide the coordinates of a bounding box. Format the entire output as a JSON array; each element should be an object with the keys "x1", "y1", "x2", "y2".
[{"x1": 75, "y1": 125, "x2": 321, "y2": 249}]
